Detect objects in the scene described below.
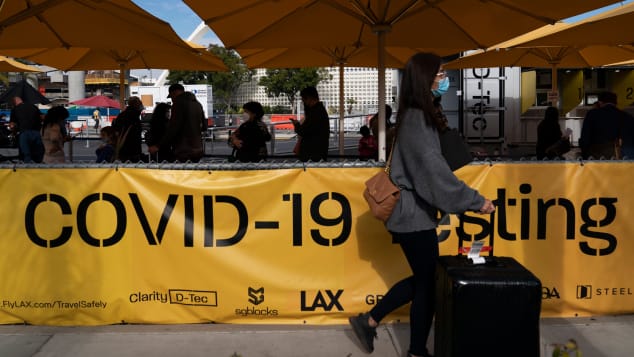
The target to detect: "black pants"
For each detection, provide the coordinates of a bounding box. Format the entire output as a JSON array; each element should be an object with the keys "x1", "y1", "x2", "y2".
[{"x1": 369, "y1": 229, "x2": 439, "y2": 356}]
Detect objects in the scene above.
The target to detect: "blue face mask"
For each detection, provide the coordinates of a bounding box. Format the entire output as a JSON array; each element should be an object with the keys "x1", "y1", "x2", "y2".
[{"x1": 432, "y1": 76, "x2": 450, "y2": 97}]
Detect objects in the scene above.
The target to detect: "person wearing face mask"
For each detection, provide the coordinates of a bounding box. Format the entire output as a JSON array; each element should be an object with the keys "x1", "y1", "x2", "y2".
[
  {"x1": 432, "y1": 70, "x2": 450, "y2": 98},
  {"x1": 229, "y1": 101, "x2": 271, "y2": 162},
  {"x1": 290, "y1": 86, "x2": 330, "y2": 162},
  {"x1": 348, "y1": 53, "x2": 496, "y2": 357}
]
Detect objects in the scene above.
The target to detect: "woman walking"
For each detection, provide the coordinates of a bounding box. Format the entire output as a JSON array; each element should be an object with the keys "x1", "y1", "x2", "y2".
[{"x1": 349, "y1": 52, "x2": 495, "y2": 357}]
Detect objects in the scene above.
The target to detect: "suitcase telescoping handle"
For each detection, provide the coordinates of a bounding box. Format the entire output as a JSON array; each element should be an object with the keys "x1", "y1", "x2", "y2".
[
  {"x1": 458, "y1": 245, "x2": 492, "y2": 255},
  {"x1": 456, "y1": 214, "x2": 494, "y2": 257}
]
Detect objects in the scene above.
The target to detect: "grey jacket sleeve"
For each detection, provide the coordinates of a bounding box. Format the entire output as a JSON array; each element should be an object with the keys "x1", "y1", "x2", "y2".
[{"x1": 386, "y1": 109, "x2": 484, "y2": 232}]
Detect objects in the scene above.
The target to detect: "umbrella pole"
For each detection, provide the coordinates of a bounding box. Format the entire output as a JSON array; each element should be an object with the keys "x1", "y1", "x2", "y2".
[
  {"x1": 551, "y1": 65, "x2": 559, "y2": 108},
  {"x1": 119, "y1": 63, "x2": 126, "y2": 109},
  {"x1": 375, "y1": 27, "x2": 388, "y2": 162},
  {"x1": 338, "y1": 62, "x2": 345, "y2": 155}
]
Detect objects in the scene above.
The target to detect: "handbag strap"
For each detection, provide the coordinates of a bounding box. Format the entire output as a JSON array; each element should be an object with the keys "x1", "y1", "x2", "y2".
[{"x1": 384, "y1": 130, "x2": 397, "y2": 174}]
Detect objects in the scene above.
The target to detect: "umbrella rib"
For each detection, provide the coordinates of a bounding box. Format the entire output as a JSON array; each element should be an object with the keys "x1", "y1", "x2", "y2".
[
  {"x1": 324, "y1": 45, "x2": 363, "y2": 65},
  {"x1": 347, "y1": 0, "x2": 423, "y2": 27},
  {"x1": 486, "y1": 0, "x2": 557, "y2": 25},
  {"x1": 323, "y1": 0, "x2": 377, "y2": 25},
  {"x1": 0, "y1": 0, "x2": 72, "y2": 47},
  {"x1": 88, "y1": 0, "x2": 171, "y2": 24},
  {"x1": 509, "y1": 50, "x2": 533, "y2": 67},
  {"x1": 395, "y1": 0, "x2": 486, "y2": 48},
  {"x1": 138, "y1": 52, "x2": 151, "y2": 70},
  {"x1": 0, "y1": 0, "x2": 70, "y2": 28},
  {"x1": 228, "y1": 0, "x2": 341, "y2": 49},
  {"x1": 525, "y1": 47, "x2": 557, "y2": 64},
  {"x1": 347, "y1": 0, "x2": 380, "y2": 24},
  {"x1": 35, "y1": 13, "x2": 71, "y2": 48},
  {"x1": 324, "y1": 47, "x2": 345, "y2": 64},
  {"x1": 203, "y1": 0, "x2": 272, "y2": 24},
  {"x1": 525, "y1": 47, "x2": 572, "y2": 66},
  {"x1": 432, "y1": 6, "x2": 486, "y2": 49},
  {"x1": 78, "y1": 0, "x2": 192, "y2": 50},
  {"x1": 384, "y1": 0, "x2": 421, "y2": 25},
  {"x1": 616, "y1": 45, "x2": 634, "y2": 55}
]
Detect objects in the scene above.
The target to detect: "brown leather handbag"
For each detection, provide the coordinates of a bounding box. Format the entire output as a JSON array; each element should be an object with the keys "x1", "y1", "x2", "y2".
[{"x1": 363, "y1": 138, "x2": 400, "y2": 222}]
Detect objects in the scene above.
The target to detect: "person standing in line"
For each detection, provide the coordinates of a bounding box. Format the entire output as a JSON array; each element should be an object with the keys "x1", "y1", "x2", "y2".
[
  {"x1": 229, "y1": 101, "x2": 271, "y2": 162},
  {"x1": 579, "y1": 91, "x2": 624, "y2": 159},
  {"x1": 348, "y1": 52, "x2": 496, "y2": 357},
  {"x1": 619, "y1": 108, "x2": 634, "y2": 159},
  {"x1": 145, "y1": 102, "x2": 173, "y2": 162},
  {"x1": 148, "y1": 83, "x2": 207, "y2": 162},
  {"x1": 358, "y1": 125, "x2": 377, "y2": 161},
  {"x1": 96, "y1": 126, "x2": 117, "y2": 163},
  {"x1": 536, "y1": 106, "x2": 563, "y2": 159},
  {"x1": 41, "y1": 106, "x2": 69, "y2": 164},
  {"x1": 9, "y1": 96, "x2": 44, "y2": 163},
  {"x1": 369, "y1": 104, "x2": 394, "y2": 139},
  {"x1": 111, "y1": 96, "x2": 143, "y2": 162},
  {"x1": 369, "y1": 104, "x2": 395, "y2": 156},
  {"x1": 290, "y1": 86, "x2": 330, "y2": 162}
]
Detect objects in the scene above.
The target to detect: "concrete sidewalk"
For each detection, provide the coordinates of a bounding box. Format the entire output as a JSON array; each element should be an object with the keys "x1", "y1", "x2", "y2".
[{"x1": 0, "y1": 315, "x2": 632, "y2": 357}]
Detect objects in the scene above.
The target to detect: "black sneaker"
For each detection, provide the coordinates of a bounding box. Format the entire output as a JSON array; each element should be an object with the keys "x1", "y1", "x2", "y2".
[{"x1": 349, "y1": 312, "x2": 377, "y2": 353}]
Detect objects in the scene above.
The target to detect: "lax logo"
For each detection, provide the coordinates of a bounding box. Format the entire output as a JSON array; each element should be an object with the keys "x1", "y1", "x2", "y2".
[{"x1": 248, "y1": 287, "x2": 265, "y2": 305}]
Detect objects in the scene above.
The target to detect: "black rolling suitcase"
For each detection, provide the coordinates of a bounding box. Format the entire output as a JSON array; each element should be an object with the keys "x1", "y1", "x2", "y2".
[{"x1": 434, "y1": 237, "x2": 542, "y2": 357}]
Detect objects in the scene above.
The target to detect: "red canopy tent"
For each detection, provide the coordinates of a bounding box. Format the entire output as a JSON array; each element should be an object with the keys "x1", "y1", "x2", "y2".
[
  {"x1": 70, "y1": 95, "x2": 121, "y2": 130},
  {"x1": 70, "y1": 95, "x2": 120, "y2": 109}
]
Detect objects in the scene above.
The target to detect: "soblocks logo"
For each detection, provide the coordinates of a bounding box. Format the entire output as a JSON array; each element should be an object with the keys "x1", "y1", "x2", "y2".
[
  {"x1": 248, "y1": 287, "x2": 264, "y2": 305},
  {"x1": 235, "y1": 287, "x2": 278, "y2": 317}
]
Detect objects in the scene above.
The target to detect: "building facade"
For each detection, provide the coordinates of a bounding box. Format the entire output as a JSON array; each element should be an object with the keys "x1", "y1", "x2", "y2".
[{"x1": 233, "y1": 67, "x2": 399, "y2": 115}]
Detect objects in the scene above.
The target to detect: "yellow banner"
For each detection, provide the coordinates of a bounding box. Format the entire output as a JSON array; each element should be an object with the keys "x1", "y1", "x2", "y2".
[
  {"x1": 610, "y1": 69, "x2": 634, "y2": 108},
  {"x1": 0, "y1": 163, "x2": 632, "y2": 326},
  {"x1": 521, "y1": 70, "x2": 536, "y2": 114},
  {"x1": 561, "y1": 70, "x2": 583, "y2": 115}
]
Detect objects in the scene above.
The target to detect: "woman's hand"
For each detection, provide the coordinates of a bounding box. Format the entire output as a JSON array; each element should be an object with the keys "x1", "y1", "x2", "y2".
[
  {"x1": 478, "y1": 199, "x2": 495, "y2": 214},
  {"x1": 230, "y1": 134, "x2": 243, "y2": 149}
]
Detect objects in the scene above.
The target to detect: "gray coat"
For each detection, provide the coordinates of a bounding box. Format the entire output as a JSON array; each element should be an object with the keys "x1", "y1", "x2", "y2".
[{"x1": 386, "y1": 108, "x2": 484, "y2": 233}]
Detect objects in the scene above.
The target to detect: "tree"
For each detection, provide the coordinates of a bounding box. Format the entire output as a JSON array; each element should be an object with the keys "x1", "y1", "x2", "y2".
[
  {"x1": 259, "y1": 68, "x2": 330, "y2": 113},
  {"x1": 166, "y1": 70, "x2": 208, "y2": 84},
  {"x1": 167, "y1": 45, "x2": 253, "y2": 112}
]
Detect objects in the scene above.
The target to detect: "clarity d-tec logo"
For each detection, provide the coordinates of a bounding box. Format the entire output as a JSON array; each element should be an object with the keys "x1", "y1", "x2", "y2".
[{"x1": 235, "y1": 287, "x2": 278, "y2": 317}]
